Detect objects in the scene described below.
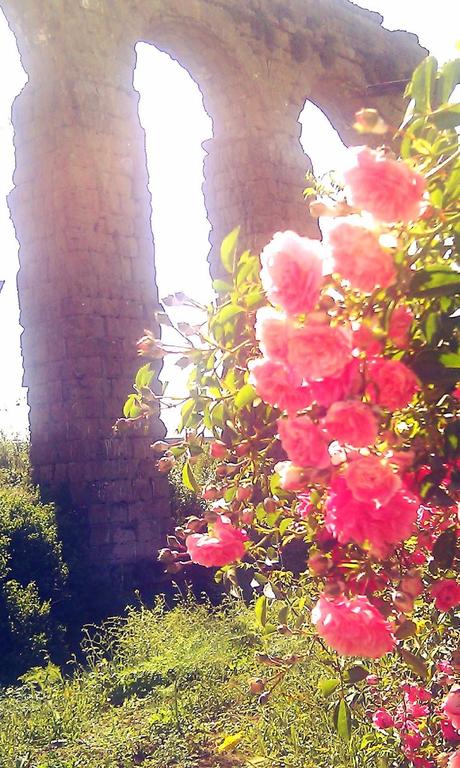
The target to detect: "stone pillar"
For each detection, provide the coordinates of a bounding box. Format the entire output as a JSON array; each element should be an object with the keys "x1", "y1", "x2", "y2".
[
  {"x1": 203, "y1": 97, "x2": 319, "y2": 277},
  {"x1": 7, "y1": 30, "x2": 170, "y2": 573}
]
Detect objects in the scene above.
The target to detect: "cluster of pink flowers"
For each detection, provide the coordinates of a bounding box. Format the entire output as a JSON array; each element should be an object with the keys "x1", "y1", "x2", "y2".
[
  {"x1": 249, "y1": 148, "x2": 426, "y2": 657},
  {"x1": 369, "y1": 675, "x2": 460, "y2": 768}
]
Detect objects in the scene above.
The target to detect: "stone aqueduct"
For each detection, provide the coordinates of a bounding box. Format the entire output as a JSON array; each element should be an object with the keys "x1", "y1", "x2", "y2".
[{"x1": 1, "y1": 0, "x2": 425, "y2": 578}]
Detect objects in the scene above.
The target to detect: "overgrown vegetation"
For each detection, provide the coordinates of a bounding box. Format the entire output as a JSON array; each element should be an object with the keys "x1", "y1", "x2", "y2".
[
  {"x1": 0, "y1": 599, "x2": 353, "y2": 768},
  {"x1": 0, "y1": 434, "x2": 69, "y2": 682}
]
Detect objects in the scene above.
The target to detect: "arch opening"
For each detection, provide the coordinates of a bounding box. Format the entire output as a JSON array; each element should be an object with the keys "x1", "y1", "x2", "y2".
[
  {"x1": 134, "y1": 43, "x2": 213, "y2": 434},
  {"x1": 0, "y1": 10, "x2": 28, "y2": 437}
]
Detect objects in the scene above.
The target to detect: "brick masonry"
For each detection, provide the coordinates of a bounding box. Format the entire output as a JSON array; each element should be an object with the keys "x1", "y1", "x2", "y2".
[{"x1": 0, "y1": 0, "x2": 426, "y2": 574}]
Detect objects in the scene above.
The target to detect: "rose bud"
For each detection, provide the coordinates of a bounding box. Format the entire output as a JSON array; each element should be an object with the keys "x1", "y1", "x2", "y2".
[
  {"x1": 366, "y1": 675, "x2": 379, "y2": 687},
  {"x1": 308, "y1": 551, "x2": 330, "y2": 576},
  {"x1": 158, "y1": 548, "x2": 175, "y2": 564},
  {"x1": 186, "y1": 517, "x2": 205, "y2": 533},
  {"x1": 241, "y1": 508, "x2": 254, "y2": 525},
  {"x1": 263, "y1": 497, "x2": 277, "y2": 514},
  {"x1": 215, "y1": 464, "x2": 228, "y2": 479},
  {"x1": 249, "y1": 678, "x2": 265, "y2": 696},
  {"x1": 393, "y1": 591, "x2": 414, "y2": 614},
  {"x1": 400, "y1": 574, "x2": 424, "y2": 598},
  {"x1": 157, "y1": 456, "x2": 175, "y2": 474},
  {"x1": 353, "y1": 108, "x2": 388, "y2": 135},
  {"x1": 236, "y1": 441, "x2": 250, "y2": 457},
  {"x1": 209, "y1": 440, "x2": 228, "y2": 459},
  {"x1": 237, "y1": 485, "x2": 253, "y2": 502},
  {"x1": 202, "y1": 485, "x2": 221, "y2": 501},
  {"x1": 151, "y1": 440, "x2": 170, "y2": 454}
]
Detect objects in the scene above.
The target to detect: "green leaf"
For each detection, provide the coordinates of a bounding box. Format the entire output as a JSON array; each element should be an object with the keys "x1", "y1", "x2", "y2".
[
  {"x1": 424, "y1": 313, "x2": 438, "y2": 343},
  {"x1": 235, "y1": 383, "x2": 257, "y2": 409},
  {"x1": 182, "y1": 461, "x2": 199, "y2": 493},
  {"x1": 411, "y1": 266, "x2": 460, "y2": 297},
  {"x1": 318, "y1": 677, "x2": 340, "y2": 697},
  {"x1": 255, "y1": 595, "x2": 268, "y2": 627},
  {"x1": 123, "y1": 394, "x2": 141, "y2": 418},
  {"x1": 178, "y1": 398, "x2": 196, "y2": 432},
  {"x1": 430, "y1": 104, "x2": 460, "y2": 130},
  {"x1": 399, "y1": 649, "x2": 428, "y2": 679},
  {"x1": 438, "y1": 58, "x2": 460, "y2": 103},
  {"x1": 346, "y1": 665, "x2": 369, "y2": 684},
  {"x1": 432, "y1": 527, "x2": 457, "y2": 568},
  {"x1": 135, "y1": 363, "x2": 154, "y2": 390},
  {"x1": 440, "y1": 353, "x2": 460, "y2": 368},
  {"x1": 214, "y1": 303, "x2": 245, "y2": 324},
  {"x1": 334, "y1": 699, "x2": 352, "y2": 741},
  {"x1": 220, "y1": 227, "x2": 240, "y2": 273},
  {"x1": 212, "y1": 279, "x2": 233, "y2": 294},
  {"x1": 406, "y1": 55, "x2": 438, "y2": 114}
]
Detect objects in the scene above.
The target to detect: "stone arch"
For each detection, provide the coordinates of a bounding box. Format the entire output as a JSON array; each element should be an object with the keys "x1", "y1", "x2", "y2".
[{"x1": 0, "y1": 0, "x2": 426, "y2": 579}]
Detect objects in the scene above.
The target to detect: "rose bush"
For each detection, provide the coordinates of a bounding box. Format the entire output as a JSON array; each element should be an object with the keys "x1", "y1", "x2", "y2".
[{"x1": 122, "y1": 56, "x2": 460, "y2": 767}]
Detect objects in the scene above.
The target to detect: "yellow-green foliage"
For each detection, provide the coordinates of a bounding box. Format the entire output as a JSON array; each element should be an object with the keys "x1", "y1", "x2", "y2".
[{"x1": 0, "y1": 599, "x2": 352, "y2": 768}]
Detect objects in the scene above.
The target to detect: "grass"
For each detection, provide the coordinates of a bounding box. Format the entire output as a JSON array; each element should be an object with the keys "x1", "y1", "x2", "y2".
[{"x1": 0, "y1": 598, "x2": 353, "y2": 768}]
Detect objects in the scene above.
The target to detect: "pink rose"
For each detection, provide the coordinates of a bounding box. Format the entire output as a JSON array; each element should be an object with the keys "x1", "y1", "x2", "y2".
[
  {"x1": 366, "y1": 358, "x2": 420, "y2": 410},
  {"x1": 309, "y1": 359, "x2": 363, "y2": 407},
  {"x1": 288, "y1": 324, "x2": 352, "y2": 381},
  {"x1": 260, "y1": 230, "x2": 323, "y2": 315},
  {"x1": 389, "y1": 305, "x2": 414, "y2": 348},
  {"x1": 402, "y1": 727, "x2": 423, "y2": 756},
  {"x1": 311, "y1": 594, "x2": 395, "y2": 658},
  {"x1": 431, "y1": 580, "x2": 460, "y2": 612},
  {"x1": 353, "y1": 324, "x2": 383, "y2": 356},
  {"x1": 186, "y1": 515, "x2": 248, "y2": 567},
  {"x1": 255, "y1": 307, "x2": 291, "y2": 362},
  {"x1": 441, "y1": 719, "x2": 460, "y2": 744},
  {"x1": 275, "y1": 461, "x2": 310, "y2": 492},
  {"x1": 443, "y1": 687, "x2": 460, "y2": 732},
  {"x1": 278, "y1": 415, "x2": 330, "y2": 469},
  {"x1": 248, "y1": 357, "x2": 312, "y2": 413},
  {"x1": 323, "y1": 400, "x2": 378, "y2": 447},
  {"x1": 343, "y1": 146, "x2": 426, "y2": 223},
  {"x1": 325, "y1": 477, "x2": 419, "y2": 557},
  {"x1": 344, "y1": 455, "x2": 401, "y2": 504},
  {"x1": 372, "y1": 708, "x2": 394, "y2": 729},
  {"x1": 327, "y1": 219, "x2": 396, "y2": 292},
  {"x1": 209, "y1": 440, "x2": 228, "y2": 459},
  {"x1": 448, "y1": 751, "x2": 460, "y2": 768}
]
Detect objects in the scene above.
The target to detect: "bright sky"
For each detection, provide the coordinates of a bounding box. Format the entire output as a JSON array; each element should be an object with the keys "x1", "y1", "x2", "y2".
[{"x1": 0, "y1": 1, "x2": 457, "y2": 436}]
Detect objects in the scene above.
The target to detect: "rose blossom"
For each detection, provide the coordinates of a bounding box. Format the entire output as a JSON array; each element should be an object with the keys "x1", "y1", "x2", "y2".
[
  {"x1": 327, "y1": 219, "x2": 396, "y2": 292},
  {"x1": 325, "y1": 477, "x2": 419, "y2": 556},
  {"x1": 448, "y1": 751, "x2": 460, "y2": 768},
  {"x1": 344, "y1": 455, "x2": 401, "y2": 504},
  {"x1": 278, "y1": 415, "x2": 330, "y2": 469},
  {"x1": 309, "y1": 359, "x2": 363, "y2": 407},
  {"x1": 342, "y1": 146, "x2": 426, "y2": 223},
  {"x1": 353, "y1": 324, "x2": 383, "y2": 356},
  {"x1": 255, "y1": 307, "x2": 291, "y2": 362},
  {"x1": 186, "y1": 515, "x2": 248, "y2": 567},
  {"x1": 311, "y1": 594, "x2": 395, "y2": 658},
  {"x1": 441, "y1": 719, "x2": 460, "y2": 744},
  {"x1": 443, "y1": 687, "x2": 460, "y2": 732},
  {"x1": 389, "y1": 305, "x2": 414, "y2": 348},
  {"x1": 287, "y1": 324, "x2": 352, "y2": 381},
  {"x1": 248, "y1": 358, "x2": 312, "y2": 413},
  {"x1": 366, "y1": 358, "x2": 420, "y2": 410},
  {"x1": 275, "y1": 461, "x2": 310, "y2": 492},
  {"x1": 323, "y1": 400, "x2": 378, "y2": 447},
  {"x1": 372, "y1": 709, "x2": 394, "y2": 729},
  {"x1": 431, "y1": 580, "x2": 460, "y2": 612},
  {"x1": 260, "y1": 230, "x2": 323, "y2": 315}
]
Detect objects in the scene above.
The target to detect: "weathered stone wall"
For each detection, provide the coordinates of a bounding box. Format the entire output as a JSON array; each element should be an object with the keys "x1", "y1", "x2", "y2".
[{"x1": 1, "y1": 0, "x2": 426, "y2": 575}]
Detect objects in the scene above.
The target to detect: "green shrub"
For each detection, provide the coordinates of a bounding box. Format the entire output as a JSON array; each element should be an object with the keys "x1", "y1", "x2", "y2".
[
  {"x1": 0, "y1": 486, "x2": 68, "y2": 681},
  {"x1": 0, "y1": 599, "x2": 350, "y2": 768},
  {"x1": 0, "y1": 433, "x2": 30, "y2": 487}
]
